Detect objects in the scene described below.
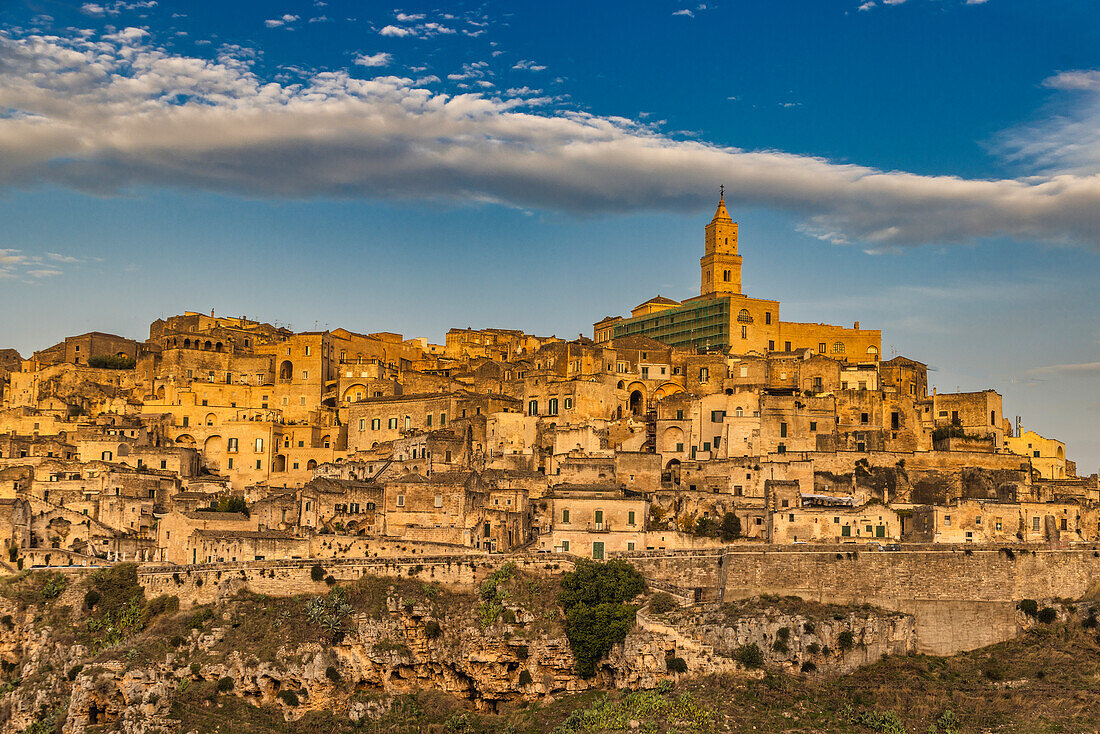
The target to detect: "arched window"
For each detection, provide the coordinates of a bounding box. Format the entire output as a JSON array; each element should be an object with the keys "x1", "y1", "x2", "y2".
[
  {"x1": 867, "y1": 346, "x2": 879, "y2": 358},
  {"x1": 723, "y1": 270, "x2": 731, "y2": 282},
  {"x1": 735, "y1": 406, "x2": 743, "y2": 417},
  {"x1": 833, "y1": 342, "x2": 845, "y2": 354},
  {"x1": 737, "y1": 309, "x2": 752, "y2": 324}
]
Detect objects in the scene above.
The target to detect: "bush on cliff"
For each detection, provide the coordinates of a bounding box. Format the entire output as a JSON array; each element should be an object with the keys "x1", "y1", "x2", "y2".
[{"x1": 558, "y1": 558, "x2": 645, "y2": 678}]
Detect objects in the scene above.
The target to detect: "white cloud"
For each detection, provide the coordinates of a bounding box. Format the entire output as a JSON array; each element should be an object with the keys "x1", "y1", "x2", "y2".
[
  {"x1": 25, "y1": 269, "x2": 62, "y2": 278},
  {"x1": 81, "y1": 1, "x2": 156, "y2": 16},
  {"x1": 379, "y1": 24, "x2": 412, "y2": 37},
  {"x1": 1042, "y1": 70, "x2": 1100, "y2": 92},
  {"x1": 672, "y1": 9, "x2": 694, "y2": 17},
  {"x1": 264, "y1": 14, "x2": 299, "y2": 28},
  {"x1": 858, "y1": 2, "x2": 876, "y2": 10},
  {"x1": 512, "y1": 59, "x2": 547, "y2": 72},
  {"x1": 46, "y1": 252, "x2": 81, "y2": 263},
  {"x1": 4, "y1": 29, "x2": 1100, "y2": 251},
  {"x1": 395, "y1": 13, "x2": 425, "y2": 22},
  {"x1": 354, "y1": 52, "x2": 392, "y2": 68},
  {"x1": 965, "y1": 0, "x2": 990, "y2": 4},
  {"x1": 0, "y1": 249, "x2": 26, "y2": 265}
]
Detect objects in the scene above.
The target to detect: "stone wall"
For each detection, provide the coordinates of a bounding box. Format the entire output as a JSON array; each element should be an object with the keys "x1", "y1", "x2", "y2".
[
  {"x1": 138, "y1": 553, "x2": 575, "y2": 607},
  {"x1": 718, "y1": 547, "x2": 1100, "y2": 654}
]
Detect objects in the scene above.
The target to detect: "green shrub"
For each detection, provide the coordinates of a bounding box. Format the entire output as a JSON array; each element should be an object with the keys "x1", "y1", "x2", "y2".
[
  {"x1": 325, "y1": 666, "x2": 340, "y2": 683},
  {"x1": 803, "y1": 621, "x2": 815, "y2": 634},
  {"x1": 735, "y1": 643, "x2": 764, "y2": 669},
  {"x1": 838, "y1": 630, "x2": 855, "y2": 650},
  {"x1": 720, "y1": 512, "x2": 742, "y2": 541},
  {"x1": 66, "y1": 664, "x2": 83, "y2": 681},
  {"x1": 807, "y1": 642, "x2": 821, "y2": 655},
  {"x1": 501, "y1": 608, "x2": 517, "y2": 624},
  {"x1": 0, "y1": 615, "x2": 13, "y2": 630},
  {"x1": 648, "y1": 592, "x2": 677, "y2": 615},
  {"x1": 190, "y1": 663, "x2": 202, "y2": 677},
  {"x1": 772, "y1": 639, "x2": 789, "y2": 654},
  {"x1": 87, "y1": 355, "x2": 135, "y2": 370},
  {"x1": 278, "y1": 690, "x2": 300, "y2": 706},
  {"x1": 83, "y1": 590, "x2": 101, "y2": 609},
  {"x1": 558, "y1": 559, "x2": 645, "y2": 678},
  {"x1": 187, "y1": 609, "x2": 213, "y2": 629},
  {"x1": 564, "y1": 602, "x2": 636, "y2": 677},
  {"x1": 424, "y1": 621, "x2": 443, "y2": 639},
  {"x1": 1018, "y1": 599, "x2": 1039, "y2": 617},
  {"x1": 800, "y1": 661, "x2": 817, "y2": 673},
  {"x1": 1084, "y1": 611, "x2": 1098, "y2": 629},
  {"x1": 310, "y1": 564, "x2": 326, "y2": 582},
  {"x1": 168, "y1": 635, "x2": 185, "y2": 648},
  {"x1": 665, "y1": 656, "x2": 688, "y2": 673},
  {"x1": 558, "y1": 559, "x2": 645, "y2": 608},
  {"x1": 1037, "y1": 607, "x2": 1058, "y2": 624},
  {"x1": 777, "y1": 626, "x2": 790, "y2": 641},
  {"x1": 216, "y1": 676, "x2": 234, "y2": 693},
  {"x1": 518, "y1": 669, "x2": 533, "y2": 686},
  {"x1": 324, "y1": 575, "x2": 336, "y2": 587}
]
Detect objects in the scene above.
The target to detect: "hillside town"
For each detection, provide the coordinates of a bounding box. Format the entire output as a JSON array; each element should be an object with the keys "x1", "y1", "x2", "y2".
[{"x1": 0, "y1": 197, "x2": 1094, "y2": 569}]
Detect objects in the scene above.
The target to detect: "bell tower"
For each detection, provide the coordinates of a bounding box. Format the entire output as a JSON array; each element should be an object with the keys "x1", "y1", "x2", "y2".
[{"x1": 700, "y1": 187, "x2": 742, "y2": 296}]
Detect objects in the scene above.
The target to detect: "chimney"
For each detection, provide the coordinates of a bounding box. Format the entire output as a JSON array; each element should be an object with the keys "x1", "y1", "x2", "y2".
[{"x1": 853, "y1": 321, "x2": 859, "y2": 330}]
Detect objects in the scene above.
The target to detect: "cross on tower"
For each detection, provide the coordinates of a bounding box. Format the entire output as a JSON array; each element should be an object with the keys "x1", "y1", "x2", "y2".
[{"x1": 719, "y1": 184, "x2": 724, "y2": 199}]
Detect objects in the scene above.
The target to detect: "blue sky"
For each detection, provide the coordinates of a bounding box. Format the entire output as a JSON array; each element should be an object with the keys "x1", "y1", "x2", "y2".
[{"x1": 1, "y1": 0, "x2": 1099, "y2": 470}]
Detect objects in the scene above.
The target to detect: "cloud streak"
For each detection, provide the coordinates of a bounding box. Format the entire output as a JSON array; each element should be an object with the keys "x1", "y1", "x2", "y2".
[{"x1": 3, "y1": 29, "x2": 1100, "y2": 250}]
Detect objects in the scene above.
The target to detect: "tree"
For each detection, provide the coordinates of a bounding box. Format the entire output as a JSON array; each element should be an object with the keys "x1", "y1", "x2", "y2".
[
  {"x1": 558, "y1": 558, "x2": 645, "y2": 677},
  {"x1": 558, "y1": 558, "x2": 644, "y2": 609},
  {"x1": 564, "y1": 602, "x2": 637, "y2": 677},
  {"x1": 720, "y1": 512, "x2": 742, "y2": 541}
]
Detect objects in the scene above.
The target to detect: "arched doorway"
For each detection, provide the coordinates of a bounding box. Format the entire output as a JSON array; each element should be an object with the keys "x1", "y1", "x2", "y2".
[
  {"x1": 629, "y1": 390, "x2": 644, "y2": 416},
  {"x1": 279, "y1": 360, "x2": 293, "y2": 380},
  {"x1": 664, "y1": 459, "x2": 682, "y2": 485}
]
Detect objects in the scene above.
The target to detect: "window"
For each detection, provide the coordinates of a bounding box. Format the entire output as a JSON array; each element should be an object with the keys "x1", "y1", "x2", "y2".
[
  {"x1": 255, "y1": 438, "x2": 264, "y2": 451},
  {"x1": 768, "y1": 340, "x2": 775, "y2": 351},
  {"x1": 628, "y1": 511, "x2": 636, "y2": 525},
  {"x1": 305, "y1": 346, "x2": 311, "y2": 356},
  {"x1": 818, "y1": 342, "x2": 826, "y2": 353},
  {"x1": 627, "y1": 542, "x2": 635, "y2": 551},
  {"x1": 1032, "y1": 516, "x2": 1040, "y2": 532},
  {"x1": 228, "y1": 458, "x2": 234, "y2": 469},
  {"x1": 302, "y1": 370, "x2": 309, "y2": 380},
  {"x1": 426, "y1": 414, "x2": 432, "y2": 428},
  {"x1": 359, "y1": 419, "x2": 365, "y2": 431},
  {"x1": 944, "y1": 515, "x2": 952, "y2": 526},
  {"x1": 528, "y1": 400, "x2": 538, "y2": 416},
  {"x1": 396, "y1": 495, "x2": 405, "y2": 507},
  {"x1": 676, "y1": 409, "x2": 684, "y2": 420},
  {"x1": 785, "y1": 341, "x2": 791, "y2": 351},
  {"x1": 841, "y1": 525, "x2": 851, "y2": 537},
  {"x1": 991, "y1": 410, "x2": 996, "y2": 426},
  {"x1": 594, "y1": 510, "x2": 604, "y2": 526},
  {"x1": 735, "y1": 406, "x2": 743, "y2": 417},
  {"x1": 562, "y1": 509, "x2": 570, "y2": 523},
  {"x1": 548, "y1": 398, "x2": 559, "y2": 416},
  {"x1": 388, "y1": 418, "x2": 398, "y2": 430},
  {"x1": 891, "y1": 412, "x2": 900, "y2": 430},
  {"x1": 741, "y1": 325, "x2": 748, "y2": 339},
  {"x1": 810, "y1": 421, "x2": 817, "y2": 431},
  {"x1": 995, "y1": 517, "x2": 1002, "y2": 531},
  {"x1": 833, "y1": 342, "x2": 845, "y2": 354},
  {"x1": 737, "y1": 309, "x2": 752, "y2": 324},
  {"x1": 780, "y1": 422, "x2": 787, "y2": 438},
  {"x1": 711, "y1": 410, "x2": 725, "y2": 422},
  {"x1": 703, "y1": 441, "x2": 710, "y2": 451},
  {"x1": 561, "y1": 540, "x2": 570, "y2": 552},
  {"x1": 160, "y1": 460, "x2": 167, "y2": 469},
  {"x1": 722, "y1": 269, "x2": 730, "y2": 282},
  {"x1": 255, "y1": 460, "x2": 262, "y2": 469},
  {"x1": 676, "y1": 442, "x2": 684, "y2": 452},
  {"x1": 860, "y1": 412, "x2": 869, "y2": 424},
  {"x1": 434, "y1": 495, "x2": 443, "y2": 508},
  {"x1": 699, "y1": 368, "x2": 709, "y2": 382},
  {"x1": 440, "y1": 412, "x2": 446, "y2": 426}
]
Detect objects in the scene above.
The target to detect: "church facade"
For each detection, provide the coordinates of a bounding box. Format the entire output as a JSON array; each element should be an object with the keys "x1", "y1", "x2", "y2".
[{"x1": 593, "y1": 195, "x2": 881, "y2": 360}]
